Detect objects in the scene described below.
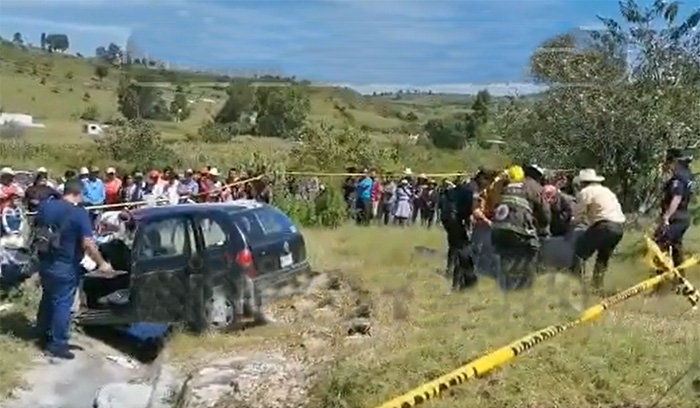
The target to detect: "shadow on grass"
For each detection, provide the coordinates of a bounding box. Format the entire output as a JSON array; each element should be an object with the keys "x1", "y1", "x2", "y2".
[{"x1": 0, "y1": 311, "x2": 35, "y2": 342}]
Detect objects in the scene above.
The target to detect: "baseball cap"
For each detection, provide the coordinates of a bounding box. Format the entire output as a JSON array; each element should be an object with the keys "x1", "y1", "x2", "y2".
[
  {"x1": 106, "y1": 167, "x2": 116, "y2": 174},
  {"x1": 79, "y1": 167, "x2": 89, "y2": 175},
  {"x1": 37, "y1": 167, "x2": 47, "y2": 173}
]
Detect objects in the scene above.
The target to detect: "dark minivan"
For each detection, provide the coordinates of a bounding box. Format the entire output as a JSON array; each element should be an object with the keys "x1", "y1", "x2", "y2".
[{"x1": 76, "y1": 200, "x2": 316, "y2": 332}]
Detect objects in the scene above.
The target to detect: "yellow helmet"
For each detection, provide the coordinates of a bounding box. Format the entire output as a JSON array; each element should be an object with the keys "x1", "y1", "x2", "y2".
[{"x1": 506, "y1": 165, "x2": 525, "y2": 183}]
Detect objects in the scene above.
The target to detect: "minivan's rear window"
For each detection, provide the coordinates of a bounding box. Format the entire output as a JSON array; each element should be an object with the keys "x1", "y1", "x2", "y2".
[{"x1": 227, "y1": 207, "x2": 298, "y2": 240}]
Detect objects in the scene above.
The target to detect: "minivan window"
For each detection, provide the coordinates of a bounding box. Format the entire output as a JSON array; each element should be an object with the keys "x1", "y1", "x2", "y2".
[
  {"x1": 197, "y1": 217, "x2": 227, "y2": 249},
  {"x1": 227, "y1": 207, "x2": 297, "y2": 240},
  {"x1": 137, "y1": 218, "x2": 191, "y2": 259},
  {"x1": 255, "y1": 208, "x2": 297, "y2": 235}
]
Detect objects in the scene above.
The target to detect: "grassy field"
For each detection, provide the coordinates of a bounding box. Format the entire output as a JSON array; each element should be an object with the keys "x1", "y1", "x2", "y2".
[
  {"x1": 16, "y1": 226, "x2": 683, "y2": 407},
  {"x1": 1, "y1": 224, "x2": 699, "y2": 406}
]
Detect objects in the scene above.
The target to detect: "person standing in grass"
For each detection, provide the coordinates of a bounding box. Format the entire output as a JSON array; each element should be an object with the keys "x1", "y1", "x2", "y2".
[
  {"x1": 355, "y1": 170, "x2": 373, "y2": 226},
  {"x1": 103, "y1": 167, "x2": 122, "y2": 205},
  {"x1": 570, "y1": 168, "x2": 625, "y2": 294}
]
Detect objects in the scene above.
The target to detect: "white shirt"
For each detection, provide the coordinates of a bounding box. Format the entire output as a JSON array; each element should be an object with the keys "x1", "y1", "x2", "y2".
[{"x1": 575, "y1": 183, "x2": 626, "y2": 225}]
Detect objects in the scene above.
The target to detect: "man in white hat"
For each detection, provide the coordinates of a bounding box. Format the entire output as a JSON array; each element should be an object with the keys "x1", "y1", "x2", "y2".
[
  {"x1": 571, "y1": 168, "x2": 625, "y2": 293},
  {"x1": 36, "y1": 167, "x2": 56, "y2": 189}
]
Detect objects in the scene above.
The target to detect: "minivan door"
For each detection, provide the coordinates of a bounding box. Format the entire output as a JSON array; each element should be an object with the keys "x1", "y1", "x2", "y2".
[
  {"x1": 191, "y1": 212, "x2": 246, "y2": 329},
  {"x1": 130, "y1": 216, "x2": 196, "y2": 323}
]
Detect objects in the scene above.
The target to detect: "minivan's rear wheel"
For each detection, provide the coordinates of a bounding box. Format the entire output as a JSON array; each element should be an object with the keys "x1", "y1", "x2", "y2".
[{"x1": 204, "y1": 291, "x2": 236, "y2": 332}]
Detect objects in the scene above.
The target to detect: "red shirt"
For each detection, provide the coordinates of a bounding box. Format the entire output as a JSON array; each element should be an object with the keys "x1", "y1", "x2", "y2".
[
  {"x1": 0, "y1": 183, "x2": 24, "y2": 210},
  {"x1": 371, "y1": 180, "x2": 382, "y2": 202},
  {"x1": 104, "y1": 178, "x2": 123, "y2": 204}
]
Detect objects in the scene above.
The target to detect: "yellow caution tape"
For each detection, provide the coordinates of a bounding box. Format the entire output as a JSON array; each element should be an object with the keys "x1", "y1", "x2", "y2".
[
  {"x1": 372, "y1": 237, "x2": 697, "y2": 408},
  {"x1": 644, "y1": 236, "x2": 699, "y2": 307}
]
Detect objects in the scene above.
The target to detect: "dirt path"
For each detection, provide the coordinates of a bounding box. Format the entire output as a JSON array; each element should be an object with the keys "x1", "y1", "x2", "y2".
[{"x1": 1, "y1": 334, "x2": 153, "y2": 408}]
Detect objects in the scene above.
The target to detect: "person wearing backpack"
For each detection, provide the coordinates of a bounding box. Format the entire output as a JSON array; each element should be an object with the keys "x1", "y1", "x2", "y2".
[{"x1": 34, "y1": 180, "x2": 115, "y2": 360}]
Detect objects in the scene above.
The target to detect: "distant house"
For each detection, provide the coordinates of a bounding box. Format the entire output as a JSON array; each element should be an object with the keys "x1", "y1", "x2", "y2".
[
  {"x1": 0, "y1": 113, "x2": 45, "y2": 128},
  {"x1": 83, "y1": 122, "x2": 108, "y2": 136}
]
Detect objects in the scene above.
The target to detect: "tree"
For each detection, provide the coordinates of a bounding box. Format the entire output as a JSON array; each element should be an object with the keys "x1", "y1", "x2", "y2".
[
  {"x1": 254, "y1": 85, "x2": 310, "y2": 138},
  {"x1": 170, "y1": 85, "x2": 191, "y2": 122},
  {"x1": 503, "y1": 0, "x2": 700, "y2": 211},
  {"x1": 116, "y1": 75, "x2": 170, "y2": 120},
  {"x1": 95, "y1": 119, "x2": 179, "y2": 169},
  {"x1": 214, "y1": 80, "x2": 255, "y2": 123},
  {"x1": 11, "y1": 32, "x2": 23, "y2": 46},
  {"x1": 424, "y1": 117, "x2": 469, "y2": 150},
  {"x1": 44, "y1": 34, "x2": 69, "y2": 52},
  {"x1": 94, "y1": 65, "x2": 109, "y2": 81},
  {"x1": 95, "y1": 43, "x2": 123, "y2": 64}
]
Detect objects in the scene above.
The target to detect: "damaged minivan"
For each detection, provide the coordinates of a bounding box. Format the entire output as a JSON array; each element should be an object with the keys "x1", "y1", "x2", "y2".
[{"x1": 76, "y1": 200, "x2": 316, "y2": 332}]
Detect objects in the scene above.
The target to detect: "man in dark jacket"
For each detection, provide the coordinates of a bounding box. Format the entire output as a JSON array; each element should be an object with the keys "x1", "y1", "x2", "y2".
[
  {"x1": 439, "y1": 178, "x2": 478, "y2": 291},
  {"x1": 491, "y1": 165, "x2": 551, "y2": 291}
]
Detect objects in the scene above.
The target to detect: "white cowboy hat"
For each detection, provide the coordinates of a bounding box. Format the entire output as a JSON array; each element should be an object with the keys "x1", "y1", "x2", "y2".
[
  {"x1": 79, "y1": 167, "x2": 89, "y2": 175},
  {"x1": 36, "y1": 167, "x2": 47, "y2": 173},
  {"x1": 0, "y1": 167, "x2": 14, "y2": 176},
  {"x1": 418, "y1": 173, "x2": 427, "y2": 179},
  {"x1": 575, "y1": 168, "x2": 605, "y2": 183},
  {"x1": 403, "y1": 168, "x2": 413, "y2": 175},
  {"x1": 209, "y1": 167, "x2": 220, "y2": 176}
]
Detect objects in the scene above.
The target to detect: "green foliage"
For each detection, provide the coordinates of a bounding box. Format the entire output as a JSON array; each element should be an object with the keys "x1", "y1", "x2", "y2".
[
  {"x1": 290, "y1": 121, "x2": 388, "y2": 172},
  {"x1": 44, "y1": 34, "x2": 69, "y2": 52},
  {"x1": 424, "y1": 89, "x2": 493, "y2": 150},
  {"x1": 80, "y1": 104, "x2": 100, "y2": 121},
  {"x1": 274, "y1": 183, "x2": 347, "y2": 228},
  {"x1": 116, "y1": 75, "x2": 171, "y2": 120},
  {"x1": 170, "y1": 86, "x2": 192, "y2": 121},
  {"x1": 192, "y1": 122, "x2": 237, "y2": 143},
  {"x1": 254, "y1": 85, "x2": 310, "y2": 137},
  {"x1": 95, "y1": 119, "x2": 179, "y2": 169},
  {"x1": 215, "y1": 81, "x2": 254, "y2": 124},
  {"x1": 94, "y1": 65, "x2": 109, "y2": 81},
  {"x1": 503, "y1": 0, "x2": 700, "y2": 211}
]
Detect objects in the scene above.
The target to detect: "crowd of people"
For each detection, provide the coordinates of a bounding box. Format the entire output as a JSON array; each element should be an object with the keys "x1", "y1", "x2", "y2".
[
  {"x1": 0, "y1": 145, "x2": 694, "y2": 360},
  {"x1": 439, "y1": 147, "x2": 695, "y2": 299}
]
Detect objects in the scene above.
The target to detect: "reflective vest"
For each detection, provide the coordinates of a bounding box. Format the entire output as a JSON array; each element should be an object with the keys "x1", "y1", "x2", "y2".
[{"x1": 491, "y1": 182, "x2": 537, "y2": 237}]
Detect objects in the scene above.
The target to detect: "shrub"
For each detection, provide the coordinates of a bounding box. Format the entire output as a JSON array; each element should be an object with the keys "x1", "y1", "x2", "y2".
[
  {"x1": 80, "y1": 104, "x2": 100, "y2": 121},
  {"x1": 95, "y1": 119, "x2": 180, "y2": 169}
]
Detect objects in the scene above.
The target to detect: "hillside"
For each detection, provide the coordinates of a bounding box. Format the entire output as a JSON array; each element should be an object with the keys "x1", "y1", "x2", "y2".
[{"x1": 0, "y1": 42, "x2": 476, "y2": 143}]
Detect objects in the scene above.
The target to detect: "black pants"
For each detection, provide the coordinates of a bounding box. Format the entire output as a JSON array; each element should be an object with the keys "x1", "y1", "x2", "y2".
[
  {"x1": 492, "y1": 229, "x2": 539, "y2": 291},
  {"x1": 654, "y1": 218, "x2": 690, "y2": 274},
  {"x1": 355, "y1": 198, "x2": 372, "y2": 226},
  {"x1": 380, "y1": 202, "x2": 392, "y2": 225},
  {"x1": 443, "y1": 219, "x2": 477, "y2": 290},
  {"x1": 421, "y1": 208, "x2": 435, "y2": 228},
  {"x1": 571, "y1": 220, "x2": 624, "y2": 289}
]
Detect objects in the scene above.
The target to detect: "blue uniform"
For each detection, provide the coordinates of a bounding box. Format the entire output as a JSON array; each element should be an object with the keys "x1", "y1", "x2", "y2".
[
  {"x1": 35, "y1": 198, "x2": 93, "y2": 353},
  {"x1": 656, "y1": 167, "x2": 695, "y2": 268}
]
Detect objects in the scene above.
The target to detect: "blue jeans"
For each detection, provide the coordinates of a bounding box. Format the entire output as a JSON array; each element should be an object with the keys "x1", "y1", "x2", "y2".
[{"x1": 36, "y1": 261, "x2": 79, "y2": 352}]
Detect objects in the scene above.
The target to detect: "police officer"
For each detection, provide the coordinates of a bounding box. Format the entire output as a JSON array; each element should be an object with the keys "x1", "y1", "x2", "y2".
[
  {"x1": 655, "y1": 148, "x2": 695, "y2": 275},
  {"x1": 34, "y1": 180, "x2": 114, "y2": 359},
  {"x1": 439, "y1": 177, "x2": 477, "y2": 291},
  {"x1": 491, "y1": 165, "x2": 551, "y2": 291}
]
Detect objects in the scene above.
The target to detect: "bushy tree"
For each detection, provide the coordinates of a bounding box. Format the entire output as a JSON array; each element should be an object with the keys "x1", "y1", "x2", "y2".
[
  {"x1": 170, "y1": 85, "x2": 191, "y2": 121},
  {"x1": 502, "y1": 0, "x2": 700, "y2": 211},
  {"x1": 215, "y1": 80, "x2": 254, "y2": 123},
  {"x1": 95, "y1": 119, "x2": 179, "y2": 169},
  {"x1": 116, "y1": 75, "x2": 170, "y2": 120},
  {"x1": 94, "y1": 65, "x2": 109, "y2": 81},
  {"x1": 254, "y1": 85, "x2": 310, "y2": 138},
  {"x1": 45, "y1": 34, "x2": 69, "y2": 52}
]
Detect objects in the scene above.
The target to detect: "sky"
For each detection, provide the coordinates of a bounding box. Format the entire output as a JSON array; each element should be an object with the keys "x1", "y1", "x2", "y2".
[{"x1": 0, "y1": 0, "x2": 632, "y2": 95}]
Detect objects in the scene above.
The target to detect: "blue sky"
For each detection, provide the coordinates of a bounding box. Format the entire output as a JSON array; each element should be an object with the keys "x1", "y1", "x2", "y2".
[{"x1": 0, "y1": 0, "x2": 629, "y2": 95}]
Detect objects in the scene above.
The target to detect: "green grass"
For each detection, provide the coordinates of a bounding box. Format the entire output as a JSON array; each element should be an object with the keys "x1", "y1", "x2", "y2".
[{"x1": 116, "y1": 226, "x2": 700, "y2": 408}]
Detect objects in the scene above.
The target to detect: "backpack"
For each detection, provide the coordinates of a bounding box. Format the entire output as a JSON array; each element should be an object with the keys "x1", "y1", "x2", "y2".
[{"x1": 31, "y1": 202, "x2": 71, "y2": 257}]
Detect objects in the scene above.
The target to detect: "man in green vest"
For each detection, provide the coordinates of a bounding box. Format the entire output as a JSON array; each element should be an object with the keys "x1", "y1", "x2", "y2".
[{"x1": 491, "y1": 164, "x2": 551, "y2": 291}]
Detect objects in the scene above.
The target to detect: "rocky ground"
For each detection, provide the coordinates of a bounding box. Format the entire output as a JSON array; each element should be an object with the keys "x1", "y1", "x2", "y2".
[{"x1": 1, "y1": 270, "x2": 372, "y2": 408}]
